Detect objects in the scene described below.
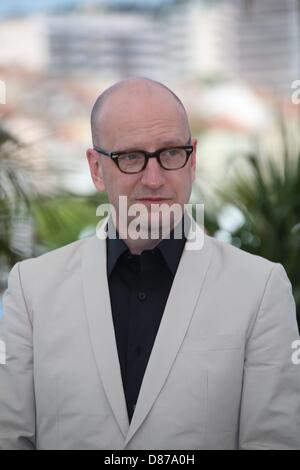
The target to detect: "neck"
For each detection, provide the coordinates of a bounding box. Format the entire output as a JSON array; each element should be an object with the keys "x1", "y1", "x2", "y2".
[
  {"x1": 107, "y1": 211, "x2": 188, "y2": 255},
  {"x1": 122, "y1": 236, "x2": 162, "y2": 255}
]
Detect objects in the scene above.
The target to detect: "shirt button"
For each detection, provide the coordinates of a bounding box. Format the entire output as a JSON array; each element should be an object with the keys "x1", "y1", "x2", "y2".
[{"x1": 138, "y1": 291, "x2": 147, "y2": 301}]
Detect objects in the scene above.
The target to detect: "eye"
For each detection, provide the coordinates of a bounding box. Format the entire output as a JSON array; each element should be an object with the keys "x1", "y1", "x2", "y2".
[
  {"x1": 121, "y1": 153, "x2": 143, "y2": 161},
  {"x1": 165, "y1": 148, "x2": 180, "y2": 156}
]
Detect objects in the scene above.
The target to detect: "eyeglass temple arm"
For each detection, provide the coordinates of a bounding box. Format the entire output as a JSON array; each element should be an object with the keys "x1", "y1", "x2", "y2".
[{"x1": 93, "y1": 146, "x2": 114, "y2": 158}]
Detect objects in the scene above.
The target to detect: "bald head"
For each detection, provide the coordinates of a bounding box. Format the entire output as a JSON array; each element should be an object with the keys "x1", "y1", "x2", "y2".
[{"x1": 90, "y1": 77, "x2": 190, "y2": 147}]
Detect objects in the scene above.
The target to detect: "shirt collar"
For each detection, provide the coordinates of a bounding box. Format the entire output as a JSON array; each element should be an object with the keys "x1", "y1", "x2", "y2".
[{"x1": 106, "y1": 215, "x2": 189, "y2": 277}]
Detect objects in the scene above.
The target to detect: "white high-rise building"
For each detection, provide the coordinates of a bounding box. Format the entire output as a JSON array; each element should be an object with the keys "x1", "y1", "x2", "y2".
[
  {"x1": 45, "y1": 1, "x2": 238, "y2": 81},
  {"x1": 46, "y1": 8, "x2": 195, "y2": 80},
  {"x1": 47, "y1": 12, "x2": 168, "y2": 80},
  {"x1": 187, "y1": 0, "x2": 238, "y2": 79},
  {"x1": 0, "y1": 16, "x2": 48, "y2": 72},
  {"x1": 236, "y1": 0, "x2": 300, "y2": 94},
  {"x1": 0, "y1": 1, "x2": 298, "y2": 95},
  {"x1": 0, "y1": 2, "x2": 240, "y2": 84}
]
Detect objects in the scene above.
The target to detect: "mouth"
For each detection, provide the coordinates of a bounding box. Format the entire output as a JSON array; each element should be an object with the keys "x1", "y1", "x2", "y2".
[{"x1": 136, "y1": 198, "x2": 172, "y2": 203}]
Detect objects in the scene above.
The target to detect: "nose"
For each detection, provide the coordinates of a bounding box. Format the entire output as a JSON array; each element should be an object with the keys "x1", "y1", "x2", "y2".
[{"x1": 140, "y1": 156, "x2": 166, "y2": 189}]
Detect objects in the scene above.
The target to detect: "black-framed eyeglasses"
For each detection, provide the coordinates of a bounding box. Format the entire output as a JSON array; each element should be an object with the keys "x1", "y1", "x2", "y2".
[{"x1": 93, "y1": 142, "x2": 194, "y2": 174}]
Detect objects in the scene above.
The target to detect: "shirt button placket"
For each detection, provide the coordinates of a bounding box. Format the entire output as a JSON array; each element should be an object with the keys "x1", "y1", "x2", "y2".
[{"x1": 138, "y1": 291, "x2": 147, "y2": 301}]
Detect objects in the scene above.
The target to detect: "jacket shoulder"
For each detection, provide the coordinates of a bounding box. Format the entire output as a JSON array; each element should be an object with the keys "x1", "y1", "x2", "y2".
[
  {"x1": 206, "y1": 234, "x2": 277, "y2": 280},
  {"x1": 15, "y1": 236, "x2": 96, "y2": 277}
]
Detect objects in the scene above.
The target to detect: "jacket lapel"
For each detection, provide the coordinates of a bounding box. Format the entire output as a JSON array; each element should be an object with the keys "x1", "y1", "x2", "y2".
[
  {"x1": 124, "y1": 215, "x2": 213, "y2": 447},
  {"x1": 81, "y1": 217, "x2": 130, "y2": 438}
]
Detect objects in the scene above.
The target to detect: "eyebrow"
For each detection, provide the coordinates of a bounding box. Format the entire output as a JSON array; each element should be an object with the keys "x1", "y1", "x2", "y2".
[{"x1": 118, "y1": 139, "x2": 191, "y2": 152}]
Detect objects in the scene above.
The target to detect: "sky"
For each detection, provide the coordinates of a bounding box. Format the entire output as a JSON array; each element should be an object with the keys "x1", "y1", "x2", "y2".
[{"x1": 0, "y1": 0, "x2": 169, "y2": 18}]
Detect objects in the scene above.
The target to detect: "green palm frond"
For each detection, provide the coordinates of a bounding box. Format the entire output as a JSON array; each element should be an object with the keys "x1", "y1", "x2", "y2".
[
  {"x1": 216, "y1": 143, "x2": 300, "y2": 327},
  {"x1": 0, "y1": 125, "x2": 108, "y2": 291}
]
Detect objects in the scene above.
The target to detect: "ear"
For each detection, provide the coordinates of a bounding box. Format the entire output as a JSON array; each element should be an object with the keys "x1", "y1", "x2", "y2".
[
  {"x1": 190, "y1": 137, "x2": 197, "y2": 181},
  {"x1": 86, "y1": 148, "x2": 106, "y2": 192}
]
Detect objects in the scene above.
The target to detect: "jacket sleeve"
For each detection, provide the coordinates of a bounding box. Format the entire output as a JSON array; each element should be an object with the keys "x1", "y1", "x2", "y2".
[
  {"x1": 239, "y1": 263, "x2": 300, "y2": 450},
  {"x1": 0, "y1": 262, "x2": 36, "y2": 450}
]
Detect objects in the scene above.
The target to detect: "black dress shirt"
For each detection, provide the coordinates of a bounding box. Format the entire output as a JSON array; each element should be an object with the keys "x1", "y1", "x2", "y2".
[{"x1": 106, "y1": 217, "x2": 188, "y2": 422}]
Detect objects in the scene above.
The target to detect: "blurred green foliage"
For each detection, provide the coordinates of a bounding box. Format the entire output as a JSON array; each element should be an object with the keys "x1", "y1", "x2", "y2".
[
  {"x1": 0, "y1": 127, "x2": 31, "y2": 271},
  {"x1": 198, "y1": 136, "x2": 300, "y2": 329},
  {"x1": 0, "y1": 125, "x2": 107, "y2": 290},
  {"x1": 31, "y1": 191, "x2": 108, "y2": 252}
]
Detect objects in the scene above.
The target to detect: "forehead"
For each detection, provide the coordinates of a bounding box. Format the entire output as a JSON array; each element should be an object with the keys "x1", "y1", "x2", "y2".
[{"x1": 96, "y1": 87, "x2": 189, "y2": 148}]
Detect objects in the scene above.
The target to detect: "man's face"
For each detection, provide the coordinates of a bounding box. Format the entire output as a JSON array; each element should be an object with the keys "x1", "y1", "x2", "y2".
[{"x1": 87, "y1": 87, "x2": 197, "y2": 233}]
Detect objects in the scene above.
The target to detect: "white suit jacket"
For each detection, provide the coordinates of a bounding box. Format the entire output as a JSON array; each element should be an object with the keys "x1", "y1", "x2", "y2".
[{"x1": 0, "y1": 215, "x2": 299, "y2": 450}]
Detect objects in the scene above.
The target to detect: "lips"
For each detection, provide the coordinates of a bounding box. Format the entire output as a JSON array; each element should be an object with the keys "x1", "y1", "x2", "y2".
[{"x1": 136, "y1": 198, "x2": 171, "y2": 202}]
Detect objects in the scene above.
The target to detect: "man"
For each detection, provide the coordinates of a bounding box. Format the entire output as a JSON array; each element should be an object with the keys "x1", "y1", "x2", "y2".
[{"x1": 0, "y1": 78, "x2": 299, "y2": 450}]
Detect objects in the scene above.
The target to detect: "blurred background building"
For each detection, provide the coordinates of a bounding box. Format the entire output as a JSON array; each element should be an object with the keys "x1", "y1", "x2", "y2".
[
  {"x1": 237, "y1": 0, "x2": 300, "y2": 95},
  {"x1": 1, "y1": 0, "x2": 299, "y2": 87},
  {"x1": 0, "y1": 0, "x2": 298, "y2": 190}
]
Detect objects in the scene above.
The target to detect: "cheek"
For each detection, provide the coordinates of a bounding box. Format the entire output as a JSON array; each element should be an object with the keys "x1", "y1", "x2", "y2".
[
  {"x1": 107, "y1": 174, "x2": 140, "y2": 203},
  {"x1": 170, "y1": 170, "x2": 193, "y2": 198},
  {"x1": 186, "y1": 163, "x2": 196, "y2": 187}
]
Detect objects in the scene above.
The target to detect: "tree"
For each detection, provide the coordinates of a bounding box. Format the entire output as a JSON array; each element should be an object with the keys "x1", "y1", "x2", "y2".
[
  {"x1": 0, "y1": 125, "x2": 108, "y2": 291},
  {"x1": 0, "y1": 127, "x2": 32, "y2": 283},
  {"x1": 205, "y1": 134, "x2": 300, "y2": 329}
]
